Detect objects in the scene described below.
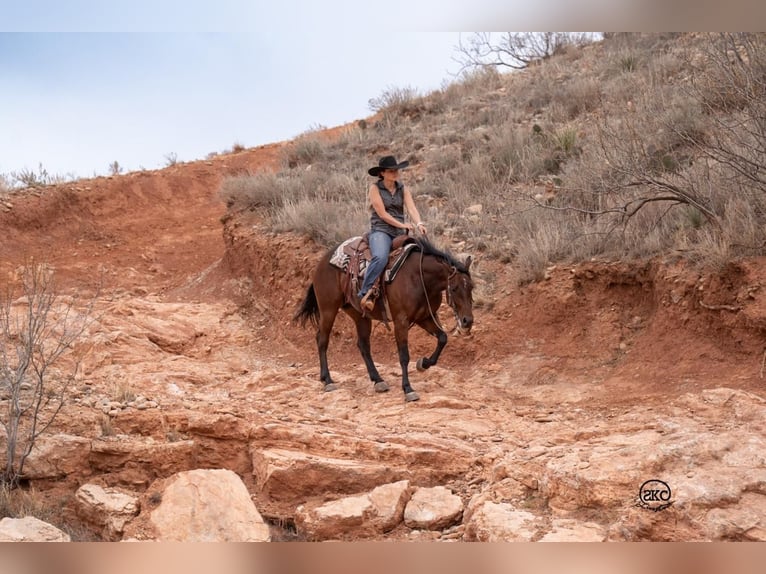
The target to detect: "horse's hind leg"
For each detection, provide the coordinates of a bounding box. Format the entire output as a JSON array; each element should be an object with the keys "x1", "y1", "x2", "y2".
[
  {"x1": 352, "y1": 314, "x2": 388, "y2": 393},
  {"x1": 316, "y1": 307, "x2": 339, "y2": 391},
  {"x1": 414, "y1": 317, "x2": 448, "y2": 372}
]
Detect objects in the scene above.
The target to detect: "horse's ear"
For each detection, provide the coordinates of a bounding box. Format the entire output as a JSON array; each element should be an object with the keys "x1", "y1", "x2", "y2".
[{"x1": 465, "y1": 256, "x2": 472, "y2": 271}]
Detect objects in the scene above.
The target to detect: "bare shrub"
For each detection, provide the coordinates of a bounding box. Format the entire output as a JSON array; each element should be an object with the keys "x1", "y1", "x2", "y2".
[
  {"x1": 454, "y1": 33, "x2": 599, "y2": 72},
  {"x1": 273, "y1": 196, "x2": 368, "y2": 247},
  {"x1": 504, "y1": 208, "x2": 604, "y2": 284},
  {"x1": 368, "y1": 86, "x2": 425, "y2": 127},
  {"x1": 602, "y1": 33, "x2": 682, "y2": 54},
  {"x1": 484, "y1": 125, "x2": 553, "y2": 184},
  {"x1": 0, "y1": 263, "x2": 96, "y2": 488},
  {"x1": 267, "y1": 170, "x2": 369, "y2": 245},
  {"x1": 309, "y1": 171, "x2": 365, "y2": 203},
  {"x1": 425, "y1": 145, "x2": 464, "y2": 175},
  {"x1": 220, "y1": 33, "x2": 766, "y2": 279},
  {"x1": 98, "y1": 414, "x2": 115, "y2": 437},
  {"x1": 688, "y1": 34, "x2": 766, "y2": 195},
  {"x1": 9, "y1": 164, "x2": 75, "y2": 188},
  {"x1": 545, "y1": 33, "x2": 766, "y2": 264},
  {"x1": 648, "y1": 52, "x2": 685, "y2": 85},
  {"x1": 587, "y1": 98, "x2": 717, "y2": 222},
  {"x1": 335, "y1": 123, "x2": 376, "y2": 148},
  {"x1": 442, "y1": 67, "x2": 504, "y2": 104},
  {"x1": 0, "y1": 484, "x2": 53, "y2": 520},
  {"x1": 110, "y1": 380, "x2": 135, "y2": 403},
  {"x1": 219, "y1": 171, "x2": 289, "y2": 212},
  {"x1": 0, "y1": 485, "x2": 97, "y2": 540},
  {"x1": 284, "y1": 134, "x2": 327, "y2": 168},
  {"x1": 369, "y1": 85, "x2": 420, "y2": 114},
  {"x1": 551, "y1": 77, "x2": 602, "y2": 120},
  {"x1": 11, "y1": 164, "x2": 51, "y2": 188}
]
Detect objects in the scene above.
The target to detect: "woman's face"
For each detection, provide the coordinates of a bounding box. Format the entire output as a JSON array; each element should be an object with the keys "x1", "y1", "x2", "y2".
[{"x1": 382, "y1": 168, "x2": 399, "y2": 182}]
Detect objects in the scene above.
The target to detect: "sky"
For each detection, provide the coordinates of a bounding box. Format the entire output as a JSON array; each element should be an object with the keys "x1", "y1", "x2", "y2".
[
  {"x1": 1, "y1": 1, "x2": 761, "y2": 179},
  {"x1": 1, "y1": 30, "x2": 465, "y2": 177}
]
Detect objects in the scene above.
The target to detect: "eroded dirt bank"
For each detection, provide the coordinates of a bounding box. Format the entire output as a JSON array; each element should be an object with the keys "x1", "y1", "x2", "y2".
[{"x1": 2, "y1": 145, "x2": 766, "y2": 541}]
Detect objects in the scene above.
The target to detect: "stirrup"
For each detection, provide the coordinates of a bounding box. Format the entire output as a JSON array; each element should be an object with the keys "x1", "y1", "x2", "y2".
[{"x1": 360, "y1": 291, "x2": 376, "y2": 311}]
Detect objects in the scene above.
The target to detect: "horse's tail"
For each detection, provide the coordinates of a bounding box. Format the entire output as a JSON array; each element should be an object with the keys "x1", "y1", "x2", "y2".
[{"x1": 293, "y1": 283, "x2": 319, "y2": 328}]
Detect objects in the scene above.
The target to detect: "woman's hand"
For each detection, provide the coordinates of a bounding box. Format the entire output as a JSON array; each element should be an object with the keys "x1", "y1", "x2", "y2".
[{"x1": 402, "y1": 222, "x2": 426, "y2": 234}]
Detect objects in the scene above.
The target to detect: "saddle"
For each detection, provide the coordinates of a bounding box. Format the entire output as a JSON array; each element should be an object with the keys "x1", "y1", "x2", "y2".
[{"x1": 329, "y1": 234, "x2": 419, "y2": 313}]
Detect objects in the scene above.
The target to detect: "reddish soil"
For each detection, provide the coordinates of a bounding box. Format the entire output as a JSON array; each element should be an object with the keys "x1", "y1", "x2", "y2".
[
  {"x1": 3, "y1": 139, "x2": 765, "y2": 407},
  {"x1": 2, "y1": 139, "x2": 766, "y2": 540}
]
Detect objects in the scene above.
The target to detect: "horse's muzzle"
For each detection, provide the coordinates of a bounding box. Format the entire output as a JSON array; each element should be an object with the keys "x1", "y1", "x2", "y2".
[{"x1": 456, "y1": 316, "x2": 473, "y2": 335}]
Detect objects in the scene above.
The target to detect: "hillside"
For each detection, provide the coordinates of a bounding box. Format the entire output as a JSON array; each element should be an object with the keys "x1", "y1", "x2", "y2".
[{"x1": 1, "y1": 33, "x2": 766, "y2": 542}]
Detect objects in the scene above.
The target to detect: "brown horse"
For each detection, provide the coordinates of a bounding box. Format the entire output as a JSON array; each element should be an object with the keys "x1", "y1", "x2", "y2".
[{"x1": 294, "y1": 236, "x2": 473, "y2": 402}]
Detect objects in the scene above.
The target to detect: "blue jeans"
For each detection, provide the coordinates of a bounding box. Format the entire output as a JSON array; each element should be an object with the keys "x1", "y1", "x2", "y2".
[{"x1": 358, "y1": 231, "x2": 392, "y2": 298}]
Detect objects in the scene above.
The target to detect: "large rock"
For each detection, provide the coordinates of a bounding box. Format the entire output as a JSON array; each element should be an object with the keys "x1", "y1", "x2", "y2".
[
  {"x1": 530, "y1": 429, "x2": 661, "y2": 513},
  {"x1": 463, "y1": 501, "x2": 539, "y2": 542},
  {"x1": 75, "y1": 483, "x2": 140, "y2": 541},
  {"x1": 510, "y1": 390, "x2": 766, "y2": 519},
  {"x1": 89, "y1": 435, "x2": 195, "y2": 487},
  {"x1": 539, "y1": 519, "x2": 607, "y2": 542},
  {"x1": 0, "y1": 516, "x2": 70, "y2": 542},
  {"x1": 705, "y1": 492, "x2": 766, "y2": 541},
  {"x1": 22, "y1": 433, "x2": 92, "y2": 480},
  {"x1": 296, "y1": 494, "x2": 374, "y2": 540},
  {"x1": 489, "y1": 387, "x2": 766, "y2": 541},
  {"x1": 403, "y1": 486, "x2": 463, "y2": 531},
  {"x1": 252, "y1": 448, "x2": 401, "y2": 504},
  {"x1": 295, "y1": 480, "x2": 412, "y2": 540},
  {"x1": 146, "y1": 469, "x2": 270, "y2": 541},
  {"x1": 369, "y1": 480, "x2": 412, "y2": 532}
]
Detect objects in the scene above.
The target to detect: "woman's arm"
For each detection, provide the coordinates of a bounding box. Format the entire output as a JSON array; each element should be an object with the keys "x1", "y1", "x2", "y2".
[
  {"x1": 403, "y1": 186, "x2": 426, "y2": 233},
  {"x1": 369, "y1": 184, "x2": 410, "y2": 229}
]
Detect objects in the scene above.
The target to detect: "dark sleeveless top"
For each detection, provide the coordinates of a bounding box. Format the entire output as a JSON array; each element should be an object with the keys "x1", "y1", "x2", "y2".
[{"x1": 370, "y1": 179, "x2": 406, "y2": 237}]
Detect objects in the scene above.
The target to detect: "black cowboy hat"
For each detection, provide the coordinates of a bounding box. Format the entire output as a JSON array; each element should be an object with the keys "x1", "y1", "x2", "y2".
[{"x1": 368, "y1": 155, "x2": 410, "y2": 177}]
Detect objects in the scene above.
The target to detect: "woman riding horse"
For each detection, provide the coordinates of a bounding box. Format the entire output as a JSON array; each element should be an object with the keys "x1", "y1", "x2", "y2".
[
  {"x1": 358, "y1": 155, "x2": 427, "y2": 312},
  {"x1": 295, "y1": 234, "x2": 474, "y2": 402}
]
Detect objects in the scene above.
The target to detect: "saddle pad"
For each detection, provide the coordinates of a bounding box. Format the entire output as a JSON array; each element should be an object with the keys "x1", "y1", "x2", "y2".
[
  {"x1": 329, "y1": 236, "x2": 417, "y2": 282},
  {"x1": 329, "y1": 236, "x2": 365, "y2": 272}
]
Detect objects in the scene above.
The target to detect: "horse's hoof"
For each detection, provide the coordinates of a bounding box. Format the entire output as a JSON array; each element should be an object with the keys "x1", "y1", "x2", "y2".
[
  {"x1": 374, "y1": 381, "x2": 389, "y2": 393},
  {"x1": 416, "y1": 358, "x2": 428, "y2": 372},
  {"x1": 404, "y1": 391, "x2": 420, "y2": 402},
  {"x1": 323, "y1": 383, "x2": 338, "y2": 392}
]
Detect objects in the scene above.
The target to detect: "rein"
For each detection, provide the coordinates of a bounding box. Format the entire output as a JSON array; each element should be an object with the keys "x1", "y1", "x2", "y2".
[{"x1": 417, "y1": 248, "x2": 460, "y2": 333}]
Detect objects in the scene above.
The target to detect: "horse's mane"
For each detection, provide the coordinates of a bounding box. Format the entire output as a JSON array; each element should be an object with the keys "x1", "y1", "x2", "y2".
[{"x1": 414, "y1": 236, "x2": 470, "y2": 274}]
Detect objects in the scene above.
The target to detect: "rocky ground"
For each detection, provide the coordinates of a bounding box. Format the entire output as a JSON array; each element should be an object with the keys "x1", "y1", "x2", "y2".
[{"x1": 2, "y1": 142, "x2": 766, "y2": 541}]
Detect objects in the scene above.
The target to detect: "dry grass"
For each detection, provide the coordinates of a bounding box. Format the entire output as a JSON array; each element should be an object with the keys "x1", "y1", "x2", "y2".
[
  {"x1": 0, "y1": 485, "x2": 99, "y2": 540},
  {"x1": 109, "y1": 380, "x2": 136, "y2": 404},
  {"x1": 220, "y1": 33, "x2": 766, "y2": 283},
  {"x1": 99, "y1": 414, "x2": 115, "y2": 437}
]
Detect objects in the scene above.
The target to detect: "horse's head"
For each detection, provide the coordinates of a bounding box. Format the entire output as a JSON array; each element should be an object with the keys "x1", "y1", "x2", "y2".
[{"x1": 446, "y1": 256, "x2": 474, "y2": 335}]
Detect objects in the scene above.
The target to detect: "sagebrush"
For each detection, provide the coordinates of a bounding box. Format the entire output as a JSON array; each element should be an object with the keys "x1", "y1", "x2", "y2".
[{"x1": 220, "y1": 33, "x2": 766, "y2": 283}]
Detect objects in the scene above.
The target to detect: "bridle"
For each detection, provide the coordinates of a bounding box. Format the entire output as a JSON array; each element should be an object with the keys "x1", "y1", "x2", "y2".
[{"x1": 418, "y1": 249, "x2": 464, "y2": 334}]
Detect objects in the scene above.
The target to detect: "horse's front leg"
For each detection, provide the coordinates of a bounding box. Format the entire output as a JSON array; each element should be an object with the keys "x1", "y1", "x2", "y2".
[
  {"x1": 394, "y1": 319, "x2": 419, "y2": 402},
  {"x1": 414, "y1": 317, "x2": 448, "y2": 372}
]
